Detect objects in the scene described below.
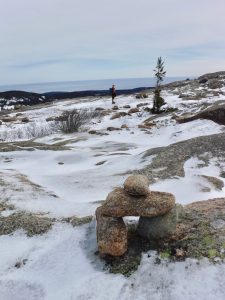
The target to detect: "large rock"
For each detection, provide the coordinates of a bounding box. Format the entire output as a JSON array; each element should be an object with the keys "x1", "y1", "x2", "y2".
[
  {"x1": 96, "y1": 208, "x2": 127, "y2": 256},
  {"x1": 175, "y1": 104, "x2": 225, "y2": 125},
  {"x1": 101, "y1": 188, "x2": 175, "y2": 217},
  {"x1": 138, "y1": 205, "x2": 183, "y2": 240},
  {"x1": 124, "y1": 175, "x2": 149, "y2": 196}
]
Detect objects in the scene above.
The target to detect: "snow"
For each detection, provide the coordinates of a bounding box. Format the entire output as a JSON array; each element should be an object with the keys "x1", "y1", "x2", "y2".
[
  {"x1": 1, "y1": 223, "x2": 225, "y2": 300},
  {"x1": 1, "y1": 91, "x2": 225, "y2": 299},
  {"x1": 151, "y1": 157, "x2": 225, "y2": 204}
]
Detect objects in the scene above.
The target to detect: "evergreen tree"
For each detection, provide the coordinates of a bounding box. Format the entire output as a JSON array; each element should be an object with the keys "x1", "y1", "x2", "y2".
[{"x1": 152, "y1": 57, "x2": 166, "y2": 114}]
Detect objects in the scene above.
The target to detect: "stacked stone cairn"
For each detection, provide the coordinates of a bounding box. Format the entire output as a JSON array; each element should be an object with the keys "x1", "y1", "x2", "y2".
[{"x1": 96, "y1": 175, "x2": 176, "y2": 256}]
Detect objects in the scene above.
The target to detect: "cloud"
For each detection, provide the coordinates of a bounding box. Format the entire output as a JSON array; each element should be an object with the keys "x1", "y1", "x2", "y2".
[{"x1": 0, "y1": 0, "x2": 225, "y2": 84}]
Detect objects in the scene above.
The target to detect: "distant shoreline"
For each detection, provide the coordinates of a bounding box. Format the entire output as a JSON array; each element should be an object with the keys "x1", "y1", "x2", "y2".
[
  {"x1": 0, "y1": 77, "x2": 188, "y2": 94},
  {"x1": 0, "y1": 86, "x2": 154, "y2": 110}
]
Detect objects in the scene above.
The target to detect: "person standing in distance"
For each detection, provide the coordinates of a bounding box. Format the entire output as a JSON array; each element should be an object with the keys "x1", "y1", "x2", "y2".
[{"x1": 110, "y1": 84, "x2": 116, "y2": 104}]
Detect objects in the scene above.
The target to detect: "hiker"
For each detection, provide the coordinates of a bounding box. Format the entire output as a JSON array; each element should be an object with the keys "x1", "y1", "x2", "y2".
[{"x1": 110, "y1": 84, "x2": 116, "y2": 104}]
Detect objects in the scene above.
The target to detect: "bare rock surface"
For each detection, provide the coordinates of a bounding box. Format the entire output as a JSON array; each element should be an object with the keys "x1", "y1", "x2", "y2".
[
  {"x1": 140, "y1": 132, "x2": 225, "y2": 183},
  {"x1": 100, "y1": 187, "x2": 175, "y2": 217},
  {"x1": 200, "y1": 175, "x2": 224, "y2": 190},
  {"x1": 175, "y1": 103, "x2": 225, "y2": 125},
  {"x1": 124, "y1": 175, "x2": 149, "y2": 196},
  {"x1": 105, "y1": 198, "x2": 225, "y2": 276}
]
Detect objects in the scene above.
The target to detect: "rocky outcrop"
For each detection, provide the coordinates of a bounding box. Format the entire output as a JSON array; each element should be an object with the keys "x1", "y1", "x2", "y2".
[
  {"x1": 175, "y1": 103, "x2": 225, "y2": 125},
  {"x1": 96, "y1": 175, "x2": 176, "y2": 256},
  {"x1": 140, "y1": 132, "x2": 225, "y2": 183},
  {"x1": 198, "y1": 71, "x2": 225, "y2": 81}
]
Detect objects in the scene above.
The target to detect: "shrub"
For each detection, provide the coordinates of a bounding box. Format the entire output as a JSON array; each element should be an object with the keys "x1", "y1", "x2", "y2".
[{"x1": 56, "y1": 108, "x2": 100, "y2": 133}]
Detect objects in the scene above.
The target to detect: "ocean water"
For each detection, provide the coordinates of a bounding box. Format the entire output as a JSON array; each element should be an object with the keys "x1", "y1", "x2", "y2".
[{"x1": 0, "y1": 77, "x2": 188, "y2": 93}]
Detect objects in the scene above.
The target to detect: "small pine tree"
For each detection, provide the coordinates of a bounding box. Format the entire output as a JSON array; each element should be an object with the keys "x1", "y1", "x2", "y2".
[{"x1": 152, "y1": 57, "x2": 166, "y2": 114}]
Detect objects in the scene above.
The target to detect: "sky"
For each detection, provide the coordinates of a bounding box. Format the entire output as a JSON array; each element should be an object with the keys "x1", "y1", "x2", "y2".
[{"x1": 1, "y1": 0, "x2": 225, "y2": 85}]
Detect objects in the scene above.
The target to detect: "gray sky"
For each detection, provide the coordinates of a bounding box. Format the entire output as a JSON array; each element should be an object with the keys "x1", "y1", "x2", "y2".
[{"x1": 1, "y1": 0, "x2": 225, "y2": 84}]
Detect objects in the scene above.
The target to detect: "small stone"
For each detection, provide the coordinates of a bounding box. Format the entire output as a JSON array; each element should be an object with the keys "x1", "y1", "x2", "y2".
[
  {"x1": 21, "y1": 117, "x2": 30, "y2": 123},
  {"x1": 112, "y1": 106, "x2": 119, "y2": 110},
  {"x1": 95, "y1": 160, "x2": 107, "y2": 166},
  {"x1": 15, "y1": 262, "x2": 22, "y2": 269},
  {"x1": 46, "y1": 117, "x2": 55, "y2": 122},
  {"x1": 123, "y1": 105, "x2": 131, "y2": 109},
  {"x1": 175, "y1": 248, "x2": 186, "y2": 259},
  {"x1": 89, "y1": 130, "x2": 97, "y2": 134},
  {"x1": 121, "y1": 124, "x2": 128, "y2": 129},
  {"x1": 124, "y1": 175, "x2": 149, "y2": 196}
]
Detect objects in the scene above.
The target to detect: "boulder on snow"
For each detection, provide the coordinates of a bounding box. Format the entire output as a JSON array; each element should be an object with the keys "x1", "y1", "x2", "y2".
[
  {"x1": 124, "y1": 175, "x2": 149, "y2": 196},
  {"x1": 121, "y1": 124, "x2": 129, "y2": 129},
  {"x1": 107, "y1": 127, "x2": 122, "y2": 131},
  {"x1": 128, "y1": 108, "x2": 140, "y2": 114},
  {"x1": 138, "y1": 122, "x2": 155, "y2": 129},
  {"x1": 110, "y1": 112, "x2": 127, "y2": 120},
  {"x1": 137, "y1": 102, "x2": 148, "y2": 108},
  {"x1": 20, "y1": 117, "x2": 30, "y2": 123}
]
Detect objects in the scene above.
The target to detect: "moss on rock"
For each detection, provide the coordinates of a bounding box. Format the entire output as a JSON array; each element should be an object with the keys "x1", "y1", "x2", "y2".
[{"x1": 0, "y1": 211, "x2": 53, "y2": 236}]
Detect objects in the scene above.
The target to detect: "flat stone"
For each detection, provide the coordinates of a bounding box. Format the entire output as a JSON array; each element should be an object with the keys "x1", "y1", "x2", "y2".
[
  {"x1": 101, "y1": 187, "x2": 175, "y2": 217},
  {"x1": 138, "y1": 122, "x2": 155, "y2": 129},
  {"x1": 96, "y1": 207, "x2": 127, "y2": 256},
  {"x1": 107, "y1": 127, "x2": 122, "y2": 131},
  {"x1": 124, "y1": 175, "x2": 149, "y2": 196},
  {"x1": 128, "y1": 108, "x2": 140, "y2": 114}
]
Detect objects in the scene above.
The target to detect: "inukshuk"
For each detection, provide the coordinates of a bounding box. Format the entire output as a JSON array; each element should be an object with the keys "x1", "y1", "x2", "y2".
[{"x1": 96, "y1": 175, "x2": 176, "y2": 256}]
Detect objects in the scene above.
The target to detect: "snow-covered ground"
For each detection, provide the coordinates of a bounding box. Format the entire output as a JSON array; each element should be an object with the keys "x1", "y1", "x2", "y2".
[{"x1": 1, "y1": 91, "x2": 225, "y2": 299}]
